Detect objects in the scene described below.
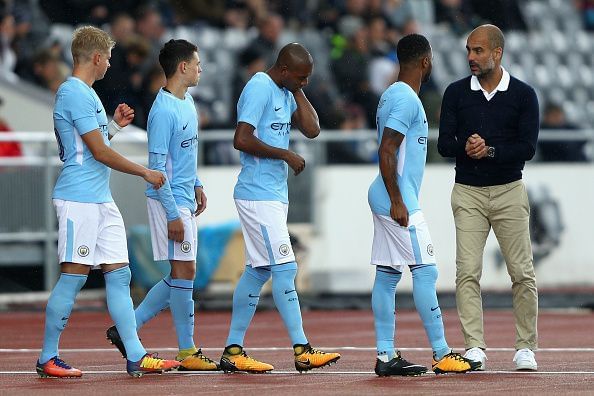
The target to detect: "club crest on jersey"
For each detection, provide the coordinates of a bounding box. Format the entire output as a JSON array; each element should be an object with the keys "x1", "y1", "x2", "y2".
[
  {"x1": 78, "y1": 245, "x2": 90, "y2": 257},
  {"x1": 181, "y1": 241, "x2": 192, "y2": 253},
  {"x1": 427, "y1": 244, "x2": 434, "y2": 256},
  {"x1": 279, "y1": 244, "x2": 291, "y2": 256}
]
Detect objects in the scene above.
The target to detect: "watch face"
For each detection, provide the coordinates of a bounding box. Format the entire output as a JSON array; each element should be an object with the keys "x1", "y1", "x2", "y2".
[{"x1": 487, "y1": 147, "x2": 495, "y2": 157}]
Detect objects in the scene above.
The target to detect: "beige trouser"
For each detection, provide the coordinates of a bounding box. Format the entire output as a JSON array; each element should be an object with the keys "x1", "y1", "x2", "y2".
[{"x1": 452, "y1": 180, "x2": 538, "y2": 351}]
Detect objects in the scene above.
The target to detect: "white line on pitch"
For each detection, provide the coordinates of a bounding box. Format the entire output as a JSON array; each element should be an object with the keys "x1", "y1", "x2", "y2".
[
  {"x1": 3, "y1": 347, "x2": 594, "y2": 353},
  {"x1": 1, "y1": 370, "x2": 594, "y2": 375}
]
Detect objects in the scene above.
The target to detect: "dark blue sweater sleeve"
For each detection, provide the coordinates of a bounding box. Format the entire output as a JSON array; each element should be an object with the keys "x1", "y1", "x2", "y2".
[
  {"x1": 437, "y1": 84, "x2": 465, "y2": 158},
  {"x1": 494, "y1": 86, "x2": 539, "y2": 162}
]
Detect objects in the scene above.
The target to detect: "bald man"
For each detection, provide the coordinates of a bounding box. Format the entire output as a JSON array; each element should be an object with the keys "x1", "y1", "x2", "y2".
[
  {"x1": 220, "y1": 43, "x2": 340, "y2": 373},
  {"x1": 438, "y1": 24, "x2": 539, "y2": 371}
]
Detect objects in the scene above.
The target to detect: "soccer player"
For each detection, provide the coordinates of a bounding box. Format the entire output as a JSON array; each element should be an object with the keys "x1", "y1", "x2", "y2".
[
  {"x1": 105, "y1": 39, "x2": 218, "y2": 371},
  {"x1": 37, "y1": 26, "x2": 180, "y2": 378},
  {"x1": 368, "y1": 33, "x2": 480, "y2": 376},
  {"x1": 220, "y1": 43, "x2": 340, "y2": 373}
]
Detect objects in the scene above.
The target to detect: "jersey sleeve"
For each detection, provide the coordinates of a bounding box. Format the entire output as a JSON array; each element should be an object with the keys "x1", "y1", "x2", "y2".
[
  {"x1": 147, "y1": 109, "x2": 174, "y2": 155},
  {"x1": 237, "y1": 79, "x2": 269, "y2": 128},
  {"x1": 66, "y1": 88, "x2": 100, "y2": 136},
  {"x1": 385, "y1": 93, "x2": 416, "y2": 136},
  {"x1": 290, "y1": 91, "x2": 297, "y2": 114}
]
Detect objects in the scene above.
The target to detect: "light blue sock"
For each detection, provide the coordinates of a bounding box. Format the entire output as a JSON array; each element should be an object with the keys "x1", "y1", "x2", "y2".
[
  {"x1": 372, "y1": 266, "x2": 401, "y2": 360},
  {"x1": 271, "y1": 262, "x2": 307, "y2": 346},
  {"x1": 411, "y1": 264, "x2": 450, "y2": 360},
  {"x1": 169, "y1": 278, "x2": 195, "y2": 350},
  {"x1": 226, "y1": 265, "x2": 270, "y2": 346},
  {"x1": 104, "y1": 266, "x2": 146, "y2": 362},
  {"x1": 135, "y1": 275, "x2": 171, "y2": 330},
  {"x1": 39, "y1": 273, "x2": 87, "y2": 364}
]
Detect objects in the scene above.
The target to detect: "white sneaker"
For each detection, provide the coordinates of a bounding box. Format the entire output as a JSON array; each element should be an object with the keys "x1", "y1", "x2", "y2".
[
  {"x1": 463, "y1": 347, "x2": 487, "y2": 371},
  {"x1": 513, "y1": 348, "x2": 537, "y2": 371}
]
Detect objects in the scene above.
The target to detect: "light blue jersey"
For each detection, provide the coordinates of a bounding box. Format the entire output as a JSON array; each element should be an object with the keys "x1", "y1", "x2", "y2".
[
  {"x1": 53, "y1": 77, "x2": 112, "y2": 203},
  {"x1": 233, "y1": 72, "x2": 297, "y2": 203},
  {"x1": 145, "y1": 88, "x2": 200, "y2": 214},
  {"x1": 368, "y1": 81, "x2": 428, "y2": 216}
]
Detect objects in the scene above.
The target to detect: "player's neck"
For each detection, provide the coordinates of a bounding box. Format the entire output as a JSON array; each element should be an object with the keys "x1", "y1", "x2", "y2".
[
  {"x1": 163, "y1": 80, "x2": 188, "y2": 99},
  {"x1": 266, "y1": 68, "x2": 283, "y2": 89},
  {"x1": 397, "y1": 72, "x2": 421, "y2": 94},
  {"x1": 72, "y1": 67, "x2": 96, "y2": 87}
]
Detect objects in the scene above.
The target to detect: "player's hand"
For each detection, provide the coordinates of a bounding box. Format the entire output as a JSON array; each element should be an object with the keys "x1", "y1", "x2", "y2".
[
  {"x1": 145, "y1": 169, "x2": 165, "y2": 189},
  {"x1": 466, "y1": 133, "x2": 486, "y2": 159},
  {"x1": 390, "y1": 201, "x2": 409, "y2": 227},
  {"x1": 194, "y1": 186, "x2": 207, "y2": 216},
  {"x1": 113, "y1": 103, "x2": 135, "y2": 128},
  {"x1": 168, "y1": 218, "x2": 185, "y2": 242},
  {"x1": 284, "y1": 151, "x2": 306, "y2": 175}
]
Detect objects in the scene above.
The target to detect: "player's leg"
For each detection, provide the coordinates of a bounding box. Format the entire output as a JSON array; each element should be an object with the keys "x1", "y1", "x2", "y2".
[
  {"x1": 256, "y1": 201, "x2": 339, "y2": 372},
  {"x1": 98, "y1": 202, "x2": 180, "y2": 376},
  {"x1": 37, "y1": 200, "x2": 95, "y2": 378},
  {"x1": 220, "y1": 200, "x2": 274, "y2": 373},
  {"x1": 490, "y1": 181, "x2": 537, "y2": 370},
  {"x1": 370, "y1": 213, "x2": 426, "y2": 376},
  {"x1": 452, "y1": 184, "x2": 491, "y2": 350}
]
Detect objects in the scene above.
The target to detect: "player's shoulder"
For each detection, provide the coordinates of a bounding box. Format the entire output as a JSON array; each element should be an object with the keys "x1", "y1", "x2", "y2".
[
  {"x1": 381, "y1": 82, "x2": 417, "y2": 104},
  {"x1": 245, "y1": 72, "x2": 273, "y2": 90}
]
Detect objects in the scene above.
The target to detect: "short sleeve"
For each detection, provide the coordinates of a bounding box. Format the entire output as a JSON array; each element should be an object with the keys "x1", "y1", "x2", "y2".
[
  {"x1": 237, "y1": 79, "x2": 270, "y2": 128},
  {"x1": 289, "y1": 91, "x2": 297, "y2": 114},
  {"x1": 66, "y1": 89, "x2": 100, "y2": 136},
  {"x1": 148, "y1": 109, "x2": 174, "y2": 154},
  {"x1": 385, "y1": 94, "x2": 416, "y2": 136}
]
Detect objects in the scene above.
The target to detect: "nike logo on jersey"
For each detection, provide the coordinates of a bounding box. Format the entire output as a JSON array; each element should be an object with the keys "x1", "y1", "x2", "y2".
[
  {"x1": 423, "y1": 119, "x2": 427, "y2": 124},
  {"x1": 61, "y1": 316, "x2": 69, "y2": 320},
  {"x1": 284, "y1": 289, "x2": 296, "y2": 294},
  {"x1": 274, "y1": 106, "x2": 282, "y2": 111},
  {"x1": 430, "y1": 306, "x2": 439, "y2": 311},
  {"x1": 183, "y1": 122, "x2": 189, "y2": 130},
  {"x1": 189, "y1": 313, "x2": 194, "y2": 317},
  {"x1": 96, "y1": 108, "x2": 102, "y2": 113},
  {"x1": 248, "y1": 294, "x2": 260, "y2": 298}
]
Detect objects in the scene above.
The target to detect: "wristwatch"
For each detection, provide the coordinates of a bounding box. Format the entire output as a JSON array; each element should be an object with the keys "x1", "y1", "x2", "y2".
[{"x1": 486, "y1": 146, "x2": 495, "y2": 158}]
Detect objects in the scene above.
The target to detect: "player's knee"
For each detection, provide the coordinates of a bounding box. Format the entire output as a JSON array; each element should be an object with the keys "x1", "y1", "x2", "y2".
[
  {"x1": 411, "y1": 264, "x2": 438, "y2": 284},
  {"x1": 246, "y1": 265, "x2": 272, "y2": 284}
]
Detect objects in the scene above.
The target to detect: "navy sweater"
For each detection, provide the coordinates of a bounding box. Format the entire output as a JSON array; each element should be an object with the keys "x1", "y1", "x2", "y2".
[{"x1": 437, "y1": 75, "x2": 539, "y2": 186}]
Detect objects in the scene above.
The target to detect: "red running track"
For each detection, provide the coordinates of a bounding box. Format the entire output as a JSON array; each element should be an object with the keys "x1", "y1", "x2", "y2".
[{"x1": 1, "y1": 309, "x2": 593, "y2": 395}]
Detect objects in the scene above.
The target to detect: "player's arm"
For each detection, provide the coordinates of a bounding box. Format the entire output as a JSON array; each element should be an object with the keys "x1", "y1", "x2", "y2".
[
  {"x1": 194, "y1": 177, "x2": 206, "y2": 216},
  {"x1": 291, "y1": 89, "x2": 320, "y2": 138},
  {"x1": 379, "y1": 127, "x2": 408, "y2": 227},
  {"x1": 107, "y1": 103, "x2": 135, "y2": 141},
  {"x1": 81, "y1": 130, "x2": 164, "y2": 189},
  {"x1": 234, "y1": 121, "x2": 305, "y2": 175},
  {"x1": 149, "y1": 152, "x2": 185, "y2": 242}
]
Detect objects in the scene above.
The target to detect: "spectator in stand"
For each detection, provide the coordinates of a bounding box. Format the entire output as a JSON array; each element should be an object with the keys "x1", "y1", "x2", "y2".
[
  {"x1": 576, "y1": 0, "x2": 594, "y2": 31},
  {"x1": 538, "y1": 102, "x2": 588, "y2": 162},
  {"x1": 0, "y1": 97, "x2": 23, "y2": 157},
  {"x1": 0, "y1": 7, "x2": 17, "y2": 82},
  {"x1": 470, "y1": 0, "x2": 526, "y2": 31},
  {"x1": 434, "y1": 0, "x2": 481, "y2": 35},
  {"x1": 331, "y1": 15, "x2": 379, "y2": 127},
  {"x1": 243, "y1": 12, "x2": 284, "y2": 67},
  {"x1": 30, "y1": 48, "x2": 67, "y2": 93}
]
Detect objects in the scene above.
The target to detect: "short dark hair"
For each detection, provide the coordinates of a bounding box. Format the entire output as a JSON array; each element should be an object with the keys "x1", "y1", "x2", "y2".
[
  {"x1": 158, "y1": 39, "x2": 198, "y2": 78},
  {"x1": 396, "y1": 34, "x2": 431, "y2": 65}
]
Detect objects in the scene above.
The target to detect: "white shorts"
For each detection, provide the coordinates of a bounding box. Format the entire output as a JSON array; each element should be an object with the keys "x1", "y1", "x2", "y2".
[
  {"x1": 235, "y1": 199, "x2": 295, "y2": 268},
  {"x1": 54, "y1": 199, "x2": 129, "y2": 267},
  {"x1": 370, "y1": 211, "x2": 436, "y2": 270},
  {"x1": 147, "y1": 197, "x2": 197, "y2": 261}
]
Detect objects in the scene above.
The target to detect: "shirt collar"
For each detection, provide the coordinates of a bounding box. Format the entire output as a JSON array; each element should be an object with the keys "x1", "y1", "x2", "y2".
[{"x1": 470, "y1": 66, "x2": 510, "y2": 94}]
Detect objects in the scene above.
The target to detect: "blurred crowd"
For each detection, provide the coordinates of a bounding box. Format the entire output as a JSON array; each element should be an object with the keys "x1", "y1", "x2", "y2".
[{"x1": 0, "y1": 0, "x2": 590, "y2": 162}]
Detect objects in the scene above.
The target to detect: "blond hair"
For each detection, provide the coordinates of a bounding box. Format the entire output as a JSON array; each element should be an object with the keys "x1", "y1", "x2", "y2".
[{"x1": 71, "y1": 26, "x2": 115, "y2": 64}]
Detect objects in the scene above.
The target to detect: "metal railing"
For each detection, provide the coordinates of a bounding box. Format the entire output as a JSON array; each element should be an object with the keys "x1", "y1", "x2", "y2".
[{"x1": 1, "y1": 128, "x2": 592, "y2": 291}]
